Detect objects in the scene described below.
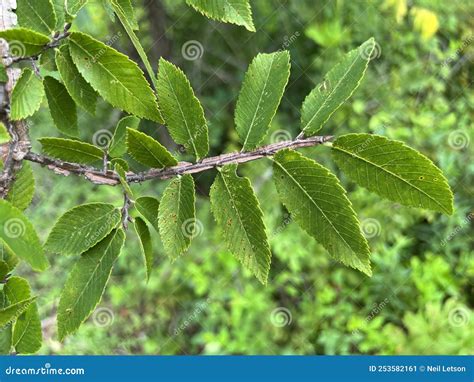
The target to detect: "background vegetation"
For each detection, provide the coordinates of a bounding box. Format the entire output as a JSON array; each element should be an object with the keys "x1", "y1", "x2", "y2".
[{"x1": 17, "y1": 0, "x2": 474, "y2": 354}]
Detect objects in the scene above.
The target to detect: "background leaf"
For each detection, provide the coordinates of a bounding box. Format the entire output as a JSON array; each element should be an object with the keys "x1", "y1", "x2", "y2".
[
  {"x1": 66, "y1": 0, "x2": 88, "y2": 15},
  {"x1": 6, "y1": 162, "x2": 35, "y2": 211},
  {"x1": 210, "y1": 165, "x2": 271, "y2": 284},
  {"x1": 301, "y1": 38, "x2": 375, "y2": 136},
  {"x1": 68, "y1": 33, "x2": 162, "y2": 122},
  {"x1": 45, "y1": 203, "x2": 121, "y2": 256},
  {"x1": 44, "y1": 76, "x2": 78, "y2": 137},
  {"x1": 134, "y1": 217, "x2": 154, "y2": 281},
  {"x1": 109, "y1": 116, "x2": 140, "y2": 158},
  {"x1": 186, "y1": 0, "x2": 255, "y2": 32},
  {"x1": 10, "y1": 68, "x2": 44, "y2": 121},
  {"x1": 0, "y1": 28, "x2": 50, "y2": 56},
  {"x1": 157, "y1": 58, "x2": 209, "y2": 160},
  {"x1": 56, "y1": 45, "x2": 98, "y2": 115},
  {"x1": 4, "y1": 277, "x2": 42, "y2": 354},
  {"x1": 0, "y1": 297, "x2": 36, "y2": 329},
  {"x1": 0, "y1": 200, "x2": 48, "y2": 272},
  {"x1": 235, "y1": 51, "x2": 291, "y2": 151},
  {"x1": 126, "y1": 128, "x2": 177, "y2": 169},
  {"x1": 38, "y1": 137, "x2": 103, "y2": 165},
  {"x1": 273, "y1": 149, "x2": 371, "y2": 276},
  {"x1": 158, "y1": 174, "x2": 196, "y2": 260},
  {"x1": 17, "y1": 0, "x2": 56, "y2": 35},
  {"x1": 57, "y1": 229, "x2": 125, "y2": 340},
  {"x1": 331, "y1": 134, "x2": 454, "y2": 214},
  {"x1": 135, "y1": 197, "x2": 159, "y2": 232}
]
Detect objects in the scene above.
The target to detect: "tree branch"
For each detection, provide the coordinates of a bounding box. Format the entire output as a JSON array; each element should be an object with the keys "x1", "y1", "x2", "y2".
[
  {"x1": 0, "y1": 0, "x2": 30, "y2": 198},
  {"x1": 19, "y1": 135, "x2": 333, "y2": 186}
]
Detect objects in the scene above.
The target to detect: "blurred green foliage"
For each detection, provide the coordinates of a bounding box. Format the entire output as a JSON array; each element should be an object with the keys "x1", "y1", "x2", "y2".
[{"x1": 18, "y1": 0, "x2": 474, "y2": 354}]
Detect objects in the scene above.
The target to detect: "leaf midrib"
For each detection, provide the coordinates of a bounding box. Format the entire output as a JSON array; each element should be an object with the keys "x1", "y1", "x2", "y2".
[
  {"x1": 69, "y1": 37, "x2": 156, "y2": 115},
  {"x1": 332, "y1": 144, "x2": 449, "y2": 214},
  {"x1": 274, "y1": 159, "x2": 355, "y2": 253},
  {"x1": 161, "y1": 66, "x2": 199, "y2": 158},
  {"x1": 241, "y1": 54, "x2": 276, "y2": 150},
  {"x1": 302, "y1": 47, "x2": 369, "y2": 132}
]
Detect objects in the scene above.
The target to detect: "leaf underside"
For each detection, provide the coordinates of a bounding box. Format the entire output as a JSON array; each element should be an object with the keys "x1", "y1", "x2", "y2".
[
  {"x1": 57, "y1": 229, "x2": 125, "y2": 341},
  {"x1": 10, "y1": 68, "x2": 44, "y2": 121},
  {"x1": 157, "y1": 58, "x2": 209, "y2": 161},
  {"x1": 210, "y1": 165, "x2": 271, "y2": 284},
  {"x1": 301, "y1": 38, "x2": 375, "y2": 136},
  {"x1": 331, "y1": 134, "x2": 454, "y2": 214},
  {"x1": 158, "y1": 174, "x2": 196, "y2": 260},
  {"x1": 186, "y1": 0, "x2": 256, "y2": 32},
  {"x1": 135, "y1": 196, "x2": 160, "y2": 232},
  {"x1": 235, "y1": 51, "x2": 291, "y2": 151},
  {"x1": 134, "y1": 217, "x2": 154, "y2": 280},
  {"x1": 45, "y1": 203, "x2": 121, "y2": 256},
  {"x1": 273, "y1": 149, "x2": 371, "y2": 276}
]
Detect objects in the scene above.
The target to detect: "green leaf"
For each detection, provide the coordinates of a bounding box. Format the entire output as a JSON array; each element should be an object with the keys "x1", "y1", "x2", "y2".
[
  {"x1": 109, "y1": 0, "x2": 158, "y2": 95},
  {"x1": 0, "y1": 291, "x2": 13, "y2": 354},
  {"x1": 0, "y1": 28, "x2": 50, "y2": 57},
  {"x1": 157, "y1": 58, "x2": 209, "y2": 160},
  {"x1": 57, "y1": 229, "x2": 125, "y2": 341},
  {"x1": 0, "y1": 261, "x2": 9, "y2": 281},
  {"x1": 273, "y1": 149, "x2": 371, "y2": 276},
  {"x1": 0, "y1": 200, "x2": 49, "y2": 272},
  {"x1": 109, "y1": 116, "x2": 140, "y2": 157},
  {"x1": 235, "y1": 51, "x2": 291, "y2": 150},
  {"x1": 56, "y1": 45, "x2": 98, "y2": 115},
  {"x1": 17, "y1": 0, "x2": 56, "y2": 35},
  {"x1": 0, "y1": 297, "x2": 36, "y2": 329},
  {"x1": 110, "y1": 0, "x2": 138, "y2": 30},
  {"x1": 0, "y1": 64, "x2": 8, "y2": 83},
  {"x1": 0, "y1": 123, "x2": 8, "y2": 144},
  {"x1": 158, "y1": 174, "x2": 196, "y2": 260},
  {"x1": 186, "y1": 0, "x2": 255, "y2": 32},
  {"x1": 44, "y1": 76, "x2": 78, "y2": 137},
  {"x1": 134, "y1": 217, "x2": 154, "y2": 281},
  {"x1": 135, "y1": 196, "x2": 159, "y2": 232},
  {"x1": 68, "y1": 32, "x2": 162, "y2": 122},
  {"x1": 126, "y1": 128, "x2": 177, "y2": 169},
  {"x1": 110, "y1": 157, "x2": 128, "y2": 171},
  {"x1": 45, "y1": 203, "x2": 121, "y2": 256},
  {"x1": 114, "y1": 163, "x2": 133, "y2": 197},
  {"x1": 38, "y1": 137, "x2": 104, "y2": 165},
  {"x1": 52, "y1": 0, "x2": 65, "y2": 30},
  {"x1": 7, "y1": 162, "x2": 35, "y2": 211},
  {"x1": 331, "y1": 134, "x2": 454, "y2": 215},
  {"x1": 39, "y1": 49, "x2": 57, "y2": 71},
  {"x1": 210, "y1": 165, "x2": 271, "y2": 284},
  {"x1": 4, "y1": 277, "x2": 42, "y2": 354},
  {"x1": 301, "y1": 38, "x2": 375, "y2": 136},
  {"x1": 67, "y1": 0, "x2": 88, "y2": 15},
  {"x1": 10, "y1": 68, "x2": 44, "y2": 121}
]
